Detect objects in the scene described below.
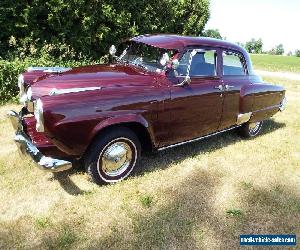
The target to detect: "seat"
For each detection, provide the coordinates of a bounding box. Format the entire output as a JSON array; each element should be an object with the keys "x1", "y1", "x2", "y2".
[{"x1": 190, "y1": 53, "x2": 215, "y2": 76}]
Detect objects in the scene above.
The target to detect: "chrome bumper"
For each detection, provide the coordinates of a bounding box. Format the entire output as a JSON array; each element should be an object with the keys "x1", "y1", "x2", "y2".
[
  {"x1": 7, "y1": 110, "x2": 72, "y2": 172},
  {"x1": 279, "y1": 97, "x2": 286, "y2": 112}
]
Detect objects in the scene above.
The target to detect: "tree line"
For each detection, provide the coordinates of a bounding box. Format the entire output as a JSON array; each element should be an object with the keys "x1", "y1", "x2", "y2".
[{"x1": 202, "y1": 29, "x2": 300, "y2": 57}]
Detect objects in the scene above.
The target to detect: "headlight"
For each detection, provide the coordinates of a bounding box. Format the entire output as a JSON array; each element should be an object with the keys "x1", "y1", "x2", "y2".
[
  {"x1": 18, "y1": 74, "x2": 24, "y2": 90},
  {"x1": 34, "y1": 98, "x2": 44, "y2": 132},
  {"x1": 18, "y1": 74, "x2": 27, "y2": 104},
  {"x1": 27, "y1": 87, "x2": 33, "y2": 101}
]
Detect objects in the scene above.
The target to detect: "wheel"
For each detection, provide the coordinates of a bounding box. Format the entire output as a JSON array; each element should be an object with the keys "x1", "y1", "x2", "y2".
[
  {"x1": 84, "y1": 127, "x2": 141, "y2": 185},
  {"x1": 238, "y1": 121, "x2": 264, "y2": 138}
]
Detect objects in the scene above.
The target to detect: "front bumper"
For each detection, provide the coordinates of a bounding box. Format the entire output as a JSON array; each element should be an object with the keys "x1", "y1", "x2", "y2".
[{"x1": 7, "y1": 110, "x2": 72, "y2": 172}]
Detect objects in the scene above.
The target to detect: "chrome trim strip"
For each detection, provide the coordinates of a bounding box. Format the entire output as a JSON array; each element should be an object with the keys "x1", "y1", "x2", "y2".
[
  {"x1": 158, "y1": 126, "x2": 240, "y2": 151},
  {"x1": 27, "y1": 66, "x2": 72, "y2": 73},
  {"x1": 237, "y1": 112, "x2": 252, "y2": 125},
  {"x1": 49, "y1": 87, "x2": 101, "y2": 96},
  {"x1": 7, "y1": 110, "x2": 72, "y2": 172}
]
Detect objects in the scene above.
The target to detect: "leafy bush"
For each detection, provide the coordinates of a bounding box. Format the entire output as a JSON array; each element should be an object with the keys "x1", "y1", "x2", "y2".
[
  {"x1": 0, "y1": 0, "x2": 210, "y2": 103},
  {"x1": 0, "y1": 56, "x2": 98, "y2": 104},
  {"x1": 0, "y1": 0, "x2": 210, "y2": 59}
]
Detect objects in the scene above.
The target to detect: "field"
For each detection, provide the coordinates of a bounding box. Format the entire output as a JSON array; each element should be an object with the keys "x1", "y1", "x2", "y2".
[
  {"x1": 251, "y1": 54, "x2": 300, "y2": 73},
  {"x1": 0, "y1": 75, "x2": 300, "y2": 249}
]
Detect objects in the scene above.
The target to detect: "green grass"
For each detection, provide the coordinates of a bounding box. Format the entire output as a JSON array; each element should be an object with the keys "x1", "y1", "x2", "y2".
[
  {"x1": 139, "y1": 194, "x2": 154, "y2": 208},
  {"x1": 35, "y1": 217, "x2": 52, "y2": 229},
  {"x1": 226, "y1": 209, "x2": 244, "y2": 217},
  {"x1": 251, "y1": 54, "x2": 300, "y2": 73},
  {"x1": 0, "y1": 76, "x2": 300, "y2": 249}
]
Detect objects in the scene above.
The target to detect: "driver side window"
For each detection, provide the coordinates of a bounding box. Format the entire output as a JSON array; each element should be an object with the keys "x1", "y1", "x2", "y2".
[{"x1": 176, "y1": 49, "x2": 217, "y2": 77}]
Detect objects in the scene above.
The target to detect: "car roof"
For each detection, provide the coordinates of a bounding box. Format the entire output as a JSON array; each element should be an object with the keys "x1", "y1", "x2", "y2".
[{"x1": 131, "y1": 34, "x2": 244, "y2": 52}]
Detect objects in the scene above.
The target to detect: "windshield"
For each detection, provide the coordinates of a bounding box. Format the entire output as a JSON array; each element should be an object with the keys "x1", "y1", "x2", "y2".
[{"x1": 117, "y1": 41, "x2": 177, "y2": 72}]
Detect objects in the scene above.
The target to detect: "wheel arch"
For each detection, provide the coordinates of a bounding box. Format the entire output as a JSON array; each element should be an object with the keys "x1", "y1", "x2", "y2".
[{"x1": 85, "y1": 115, "x2": 155, "y2": 157}]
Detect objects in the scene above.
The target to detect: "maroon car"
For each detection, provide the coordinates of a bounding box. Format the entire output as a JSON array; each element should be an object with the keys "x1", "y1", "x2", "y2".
[{"x1": 8, "y1": 34, "x2": 286, "y2": 184}]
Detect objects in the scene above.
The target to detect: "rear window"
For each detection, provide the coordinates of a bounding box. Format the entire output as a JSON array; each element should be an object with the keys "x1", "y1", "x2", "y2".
[{"x1": 223, "y1": 51, "x2": 246, "y2": 75}]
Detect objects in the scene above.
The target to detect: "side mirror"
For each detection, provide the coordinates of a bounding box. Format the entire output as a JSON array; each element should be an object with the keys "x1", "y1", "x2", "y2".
[{"x1": 109, "y1": 45, "x2": 117, "y2": 56}]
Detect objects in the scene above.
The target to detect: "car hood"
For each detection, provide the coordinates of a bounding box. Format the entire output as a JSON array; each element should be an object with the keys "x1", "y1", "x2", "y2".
[{"x1": 30, "y1": 64, "x2": 158, "y2": 99}]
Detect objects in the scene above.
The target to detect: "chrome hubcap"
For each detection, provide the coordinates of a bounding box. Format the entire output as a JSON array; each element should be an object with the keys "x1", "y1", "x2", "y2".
[
  {"x1": 249, "y1": 122, "x2": 261, "y2": 134},
  {"x1": 101, "y1": 141, "x2": 133, "y2": 177}
]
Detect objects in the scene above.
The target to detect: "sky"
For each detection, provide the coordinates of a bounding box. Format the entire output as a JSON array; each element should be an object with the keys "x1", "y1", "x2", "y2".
[{"x1": 205, "y1": 0, "x2": 300, "y2": 53}]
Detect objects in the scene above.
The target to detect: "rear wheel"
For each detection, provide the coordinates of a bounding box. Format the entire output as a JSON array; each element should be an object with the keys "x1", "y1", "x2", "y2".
[
  {"x1": 238, "y1": 121, "x2": 263, "y2": 138},
  {"x1": 84, "y1": 127, "x2": 141, "y2": 185}
]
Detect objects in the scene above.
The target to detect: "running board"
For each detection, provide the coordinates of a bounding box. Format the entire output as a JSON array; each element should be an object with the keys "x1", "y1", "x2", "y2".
[{"x1": 157, "y1": 125, "x2": 240, "y2": 151}]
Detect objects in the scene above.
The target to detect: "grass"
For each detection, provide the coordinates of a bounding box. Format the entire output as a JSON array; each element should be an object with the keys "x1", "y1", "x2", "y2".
[
  {"x1": 139, "y1": 194, "x2": 154, "y2": 208},
  {"x1": 35, "y1": 217, "x2": 52, "y2": 229},
  {"x1": 0, "y1": 76, "x2": 300, "y2": 249},
  {"x1": 251, "y1": 54, "x2": 300, "y2": 73},
  {"x1": 226, "y1": 209, "x2": 244, "y2": 217}
]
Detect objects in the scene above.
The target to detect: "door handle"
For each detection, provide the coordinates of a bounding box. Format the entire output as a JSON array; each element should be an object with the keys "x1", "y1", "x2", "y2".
[
  {"x1": 214, "y1": 85, "x2": 223, "y2": 91},
  {"x1": 225, "y1": 85, "x2": 234, "y2": 90}
]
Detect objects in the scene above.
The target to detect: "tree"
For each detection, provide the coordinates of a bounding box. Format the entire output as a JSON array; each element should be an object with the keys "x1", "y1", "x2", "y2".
[
  {"x1": 269, "y1": 44, "x2": 284, "y2": 55},
  {"x1": 295, "y1": 50, "x2": 300, "y2": 57},
  {"x1": 245, "y1": 38, "x2": 263, "y2": 54},
  {"x1": 201, "y1": 29, "x2": 222, "y2": 39},
  {"x1": 236, "y1": 42, "x2": 245, "y2": 48},
  {"x1": 0, "y1": 0, "x2": 210, "y2": 59}
]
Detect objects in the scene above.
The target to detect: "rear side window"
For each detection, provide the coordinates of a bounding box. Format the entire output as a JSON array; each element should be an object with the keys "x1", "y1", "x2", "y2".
[{"x1": 223, "y1": 51, "x2": 246, "y2": 75}]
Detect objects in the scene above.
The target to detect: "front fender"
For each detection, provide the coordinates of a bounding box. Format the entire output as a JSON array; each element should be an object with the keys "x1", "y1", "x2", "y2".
[
  {"x1": 41, "y1": 81, "x2": 161, "y2": 157},
  {"x1": 88, "y1": 113, "x2": 155, "y2": 147}
]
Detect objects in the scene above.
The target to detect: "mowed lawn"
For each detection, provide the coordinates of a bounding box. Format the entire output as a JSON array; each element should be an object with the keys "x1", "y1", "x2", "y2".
[
  {"x1": 251, "y1": 54, "x2": 300, "y2": 73},
  {"x1": 0, "y1": 76, "x2": 300, "y2": 249}
]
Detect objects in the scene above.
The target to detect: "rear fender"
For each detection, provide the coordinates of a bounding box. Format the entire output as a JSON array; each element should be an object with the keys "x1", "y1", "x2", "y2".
[{"x1": 240, "y1": 83, "x2": 285, "y2": 123}]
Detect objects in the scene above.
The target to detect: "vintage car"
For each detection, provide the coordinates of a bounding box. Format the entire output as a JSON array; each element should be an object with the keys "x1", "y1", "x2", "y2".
[{"x1": 8, "y1": 34, "x2": 286, "y2": 184}]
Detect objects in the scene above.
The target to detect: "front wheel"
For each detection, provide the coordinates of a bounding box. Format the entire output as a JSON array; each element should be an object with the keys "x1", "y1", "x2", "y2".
[
  {"x1": 84, "y1": 127, "x2": 141, "y2": 185},
  {"x1": 238, "y1": 121, "x2": 264, "y2": 138}
]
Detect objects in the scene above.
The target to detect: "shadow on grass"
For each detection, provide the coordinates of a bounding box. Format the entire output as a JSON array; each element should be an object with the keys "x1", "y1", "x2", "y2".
[
  {"x1": 86, "y1": 169, "x2": 225, "y2": 249},
  {"x1": 53, "y1": 119, "x2": 285, "y2": 195},
  {"x1": 85, "y1": 171, "x2": 299, "y2": 249},
  {"x1": 52, "y1": 170, "x2": 87, "y2": 196},
  {"x1": 239, "y1": 184, "x2": 300, "y2": 235},
  {"x1": 136, "y1": 119, "x2": 286, "y2": 175},
  {"x1": 0, "y1": 217, "x2": 82, "y2": 249},
  {"x1": 1, "y1": 179, "x2": 298, "y2": 249}
]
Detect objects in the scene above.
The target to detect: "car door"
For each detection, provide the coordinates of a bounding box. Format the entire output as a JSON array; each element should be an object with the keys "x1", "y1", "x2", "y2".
[
  {"x1": 164, "y1": 47, "x2": 224, "y2": 145},
  {"x1": 218, "y1": 50, "x2": 250, "y2": 130}
]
